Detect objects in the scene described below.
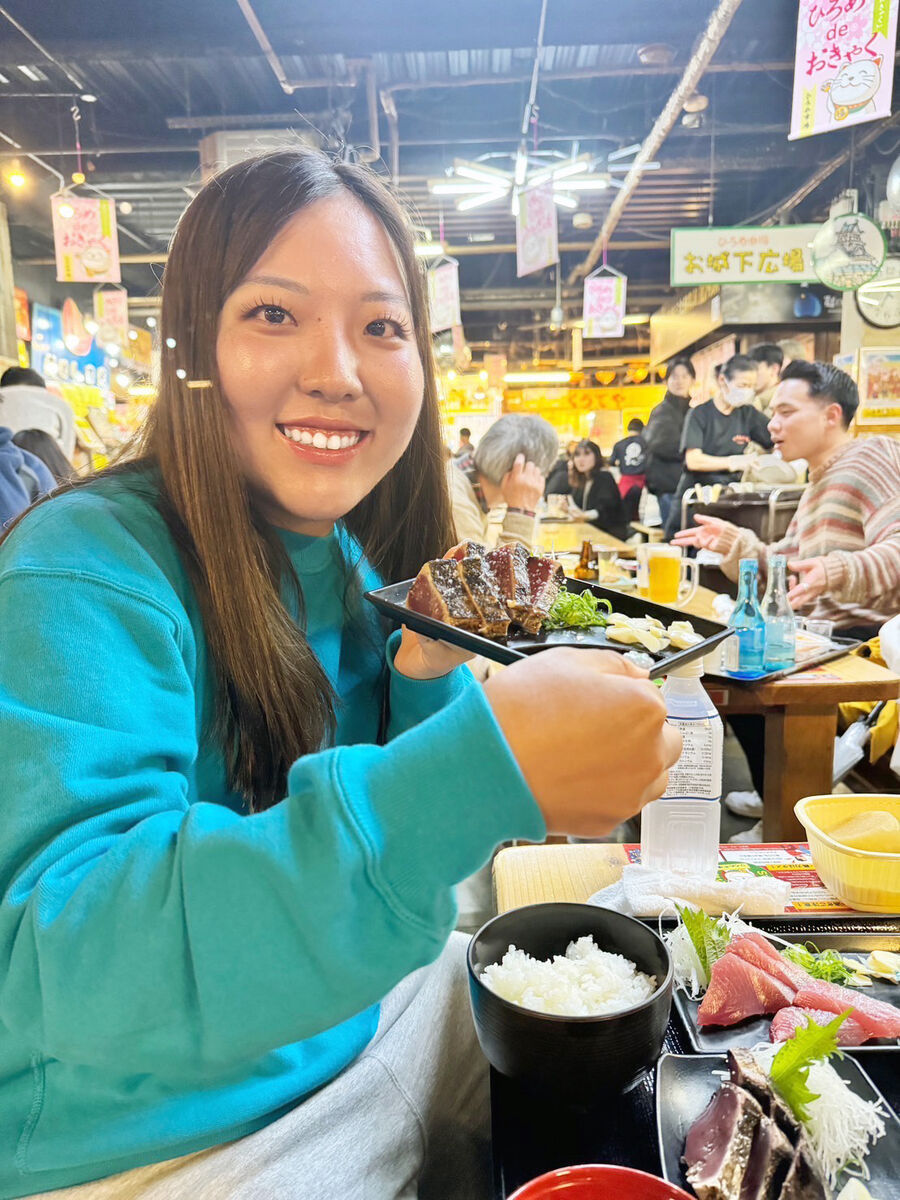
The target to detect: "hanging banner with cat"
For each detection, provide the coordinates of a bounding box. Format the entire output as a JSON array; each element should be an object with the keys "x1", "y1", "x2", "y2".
[{"x1": 790, "y1": 0, "x2": 898, "y2": 140}]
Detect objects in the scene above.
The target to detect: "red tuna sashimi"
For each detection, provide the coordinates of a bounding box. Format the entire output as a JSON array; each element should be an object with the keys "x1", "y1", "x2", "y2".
[
  {"x1": 793, "y1": 983, "x2": 900, "y2": 1040},
  {"x1": 698, "y1": 953, "x2": 796, "y2": 1028},
  {"x1": 725, "y1": 933, "x2": 808, "y2": 993},
  {"x1": 769, "y1": 1006, "x2": 869, "y2": 1046}
]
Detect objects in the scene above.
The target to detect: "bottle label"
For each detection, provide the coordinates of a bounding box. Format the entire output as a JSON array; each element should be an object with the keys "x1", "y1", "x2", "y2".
[{"x1": 661, "y1": 716, "x2": 722, "y2": 801}]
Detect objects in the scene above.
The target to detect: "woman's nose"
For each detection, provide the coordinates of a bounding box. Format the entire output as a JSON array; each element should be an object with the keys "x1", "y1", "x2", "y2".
[{"x1": 298, "y1": 326, "x2": 363, "y2": 403}]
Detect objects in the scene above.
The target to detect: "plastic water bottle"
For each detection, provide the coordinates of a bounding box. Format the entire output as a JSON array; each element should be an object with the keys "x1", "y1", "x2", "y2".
[
  {"x1": 725, "y1": 558, "x2": 765, "y2": 678},
  {"x1": 641, "y1": 660, "x2": 723, "y2": 880},
  {"x1": 762, "y1": 554, "x2": 796, "y2": 671}
]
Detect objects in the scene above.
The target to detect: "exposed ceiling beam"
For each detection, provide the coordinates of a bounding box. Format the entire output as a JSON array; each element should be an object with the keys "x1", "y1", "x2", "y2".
[
  {"x1": 570, "y1": 0, "x2": 745, "y2": 282},
  {"x1": 748, "y1": 110, "x2": 900, "y2": 226}
]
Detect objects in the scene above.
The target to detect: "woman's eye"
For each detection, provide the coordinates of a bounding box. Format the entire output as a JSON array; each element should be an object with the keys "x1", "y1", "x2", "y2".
[
  {"x1": 366, "y1": 318, "x2": 408, "y2": 339},
  {"x1": 261, "y1": 305, "x2": 289, "y2": 325}
]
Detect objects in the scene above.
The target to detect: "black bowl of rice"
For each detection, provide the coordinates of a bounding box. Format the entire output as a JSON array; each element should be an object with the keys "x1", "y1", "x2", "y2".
[{"x1": 467, "y1": 903, "x2": 672, "y2": 1102}]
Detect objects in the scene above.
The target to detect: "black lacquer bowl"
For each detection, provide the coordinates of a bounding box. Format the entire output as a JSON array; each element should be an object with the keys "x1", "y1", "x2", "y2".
[{"x1": 468, "y1": 903, "x2": 673, "y2": 1104}]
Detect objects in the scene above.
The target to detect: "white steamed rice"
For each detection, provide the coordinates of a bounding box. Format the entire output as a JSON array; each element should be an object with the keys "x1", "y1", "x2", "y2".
[{"x1": 480, "y1": 935, "x2": 657, "y2": 1017}]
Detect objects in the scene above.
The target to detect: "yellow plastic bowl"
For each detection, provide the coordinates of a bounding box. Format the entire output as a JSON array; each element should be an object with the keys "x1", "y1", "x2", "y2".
[{"x1": 794, "y1": 794, "x2": 900, "y2": 913}]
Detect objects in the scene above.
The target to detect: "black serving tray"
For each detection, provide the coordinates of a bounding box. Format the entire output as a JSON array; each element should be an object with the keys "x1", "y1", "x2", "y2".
[
  {"x1": 706, "y1": 634, "x2": 863, "y2": 685},
  {"x1": 364, "y1": 577, "x2": 731, "y2": 681},
  {"x1": 672, "y1": 928, "x2": 900, "y2": 1054},
  {"x1": 656, "y1": 1053, "x2": 900, "y2": 1200}
]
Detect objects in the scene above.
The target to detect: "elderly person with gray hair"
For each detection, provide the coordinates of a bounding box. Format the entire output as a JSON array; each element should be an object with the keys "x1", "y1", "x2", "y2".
[{"x1": 448, "y1": 413, "x2": 558, "y2": 550}]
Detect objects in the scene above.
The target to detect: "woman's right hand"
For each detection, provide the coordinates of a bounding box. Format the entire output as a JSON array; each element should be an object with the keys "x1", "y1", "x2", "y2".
[
  {"x1": 483, "y1": 649, "x2": 682, "y2": 837},
  {"x1": 672, "y1": 513, "x2": 733, "y2": 551}
]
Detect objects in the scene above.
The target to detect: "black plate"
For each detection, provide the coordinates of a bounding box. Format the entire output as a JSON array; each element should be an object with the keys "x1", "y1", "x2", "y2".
[
  {"x1": 364, "y1": 576, "x2": 731, "y2": 680},
  {"x1": 673, "y1": 930, "x2": 900, "y2": 1054},
  {"x1": 657, "y1": 1052, "x2": 900, "y2": 1200}
]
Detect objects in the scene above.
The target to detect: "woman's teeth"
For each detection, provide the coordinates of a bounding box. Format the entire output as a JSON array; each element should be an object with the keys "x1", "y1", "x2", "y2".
[{"x1": 280, "y1": 427, "x2": 362, "y2": 451}]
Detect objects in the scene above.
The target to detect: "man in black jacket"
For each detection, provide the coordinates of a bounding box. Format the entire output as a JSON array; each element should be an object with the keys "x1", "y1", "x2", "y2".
[{"x1": 645, "y1": 357, "x2": 695, "y2": 528}]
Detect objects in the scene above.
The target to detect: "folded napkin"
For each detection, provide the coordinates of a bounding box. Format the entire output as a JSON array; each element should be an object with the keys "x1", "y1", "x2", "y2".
[{"x1": 588, "y1": 863, "x2": 790, "y2": 917}]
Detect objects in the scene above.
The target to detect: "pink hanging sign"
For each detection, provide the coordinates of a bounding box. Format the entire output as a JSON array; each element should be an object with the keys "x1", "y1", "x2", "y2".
[
  {"x1": 515, "y1": 182, "x2": 558, "y2": 277},
  {"x1": 51, "y1": 194, "x2": 121, "y2": 283},
  {"x1": 790, "y1": 0, "x2": 898, "y2": 140}
]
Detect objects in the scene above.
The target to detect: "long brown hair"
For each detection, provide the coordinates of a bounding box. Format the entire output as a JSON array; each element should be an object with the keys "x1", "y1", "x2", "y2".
[
  {"x1": 568, "y1": 439, "x2": 606, "y2": 487},
  {"x1": 4, "y1": 150, "x2": 455, "y2": 808}
]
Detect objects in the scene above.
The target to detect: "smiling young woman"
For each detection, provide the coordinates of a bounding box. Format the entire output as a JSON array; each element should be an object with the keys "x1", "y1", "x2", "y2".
[{"x1": 0, "y1": 149, "x2": 680, "y2": 1199}]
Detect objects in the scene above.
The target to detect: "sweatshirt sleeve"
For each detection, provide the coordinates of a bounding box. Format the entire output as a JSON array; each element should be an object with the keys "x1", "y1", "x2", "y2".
[
  {"x1": 821, "y1": 498, "x2": 900, "y2": 609},
  {"x1": 0, "y1": 568, "x2": 544, "y2": 1079},
  {"x1": 717, "y1": 515, "x2": 800, "y2": 583}
]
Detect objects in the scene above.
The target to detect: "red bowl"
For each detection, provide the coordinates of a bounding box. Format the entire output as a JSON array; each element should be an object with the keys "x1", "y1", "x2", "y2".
[{"x1": 509, "y1": 1165, "x2": 694, "y2": 1200}]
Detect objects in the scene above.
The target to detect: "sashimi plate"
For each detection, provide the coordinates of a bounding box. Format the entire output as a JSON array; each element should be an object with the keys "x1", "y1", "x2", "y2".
[
  {"x1": 673, "y1": 932, "x2": 900, "y2": 1054},
  {"x1": 656, "y1": 1053, "x2": 900, "y2": 1200}
]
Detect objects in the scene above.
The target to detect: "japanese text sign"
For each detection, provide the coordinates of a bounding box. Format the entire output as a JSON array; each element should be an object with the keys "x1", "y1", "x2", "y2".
[
  {"x1": 427, "y1": 259, "x2": 461, "y2": 333},
  {"x1": 51, "y1": 194, "x2": 121, "y2": 284},
  {"x1": 790, "y1": 0, "x2": 898, "y2": 140},
  {"x1": 582, "y1": 270, "x2": 627, "y2": 338},
  {"x1": 515, "y1": 181, "x2": 558, "y2": 277},
  {"x1": 670, "y1": 226, "x2": 820, "y2": 287},
  {"x1": 93, "y1": 287, "x2": 129, "y2": 349}
]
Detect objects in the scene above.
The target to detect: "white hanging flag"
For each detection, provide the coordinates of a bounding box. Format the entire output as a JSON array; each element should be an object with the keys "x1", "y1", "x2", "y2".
[
  {"x1": 516, "y1": 182, "x2": 558, "y2": 277},
  {"x1": 583, "y1": 268, "x2": 627, "y2": 338},
  {"x1": 428, "y1": 259, "x2": 461, "y2": 332}
]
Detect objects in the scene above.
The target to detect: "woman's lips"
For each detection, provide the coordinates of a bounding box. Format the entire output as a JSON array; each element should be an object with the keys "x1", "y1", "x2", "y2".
[{"x1": 276, "y1": 423, "x2": 370, "y2": 462}]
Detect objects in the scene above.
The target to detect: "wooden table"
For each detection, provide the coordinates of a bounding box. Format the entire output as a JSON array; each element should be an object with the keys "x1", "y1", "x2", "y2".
[
  {"x1": 538, "y1": 570, "x2": 900, "y2": 840},
  {"x1": 536, "y1": 519, "x2": 630, "y2": 555},
  {"x1": 488, "y1": 844, "x2": 900, "y2": 1198}
]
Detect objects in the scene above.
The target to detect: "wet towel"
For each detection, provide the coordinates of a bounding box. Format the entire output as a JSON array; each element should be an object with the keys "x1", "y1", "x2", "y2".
[{"x1": 589, "y1": 863, "x2": 790, "y2": 917}]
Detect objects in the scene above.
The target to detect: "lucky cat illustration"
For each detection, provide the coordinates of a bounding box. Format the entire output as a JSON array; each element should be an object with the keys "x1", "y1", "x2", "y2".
[{"x1": 822, "y1": 56, "x2": 882, "y2": 121}]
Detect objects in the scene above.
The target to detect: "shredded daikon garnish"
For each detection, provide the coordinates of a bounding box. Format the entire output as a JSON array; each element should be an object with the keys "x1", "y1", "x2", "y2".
[
  {"x1": 663, "y1": 905, "x2": 753, "y2": 998},
  {"x1": 752, "y1": 1043, "x2": 888, "y2": 1191}
]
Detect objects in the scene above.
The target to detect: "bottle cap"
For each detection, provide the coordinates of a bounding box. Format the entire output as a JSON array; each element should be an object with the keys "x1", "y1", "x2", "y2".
[{"x1": 667, "y1": 658, "x2": 705, "y2": 678}]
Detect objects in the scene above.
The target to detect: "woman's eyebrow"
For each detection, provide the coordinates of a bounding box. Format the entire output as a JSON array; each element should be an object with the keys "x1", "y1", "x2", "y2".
[
  {"x1": 361, "y1": 289, "x2": 410, "y2": 308},
  {"x1": 243, "y1": 274, "x2": 310, "y2": 296}
]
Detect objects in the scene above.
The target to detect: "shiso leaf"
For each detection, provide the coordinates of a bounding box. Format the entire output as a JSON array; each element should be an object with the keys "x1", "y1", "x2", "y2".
[
  {"x1": 674, "y1": 904, "x2": 732, "y2": 980},
  {"x1": 769, "y1": 1010, "x2": 849, "y2": 1124}
]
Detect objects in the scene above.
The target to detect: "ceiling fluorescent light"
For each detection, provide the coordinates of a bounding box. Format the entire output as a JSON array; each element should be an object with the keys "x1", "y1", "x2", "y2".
[
  {"x1": 454, "y1": 161, "x2": 511, "y2": 185},
  {"x1": 566, "y1": 178, "x2": 610, "y2": 191},
  {"x1": 608, "y1": 143, "x2": 643, "y2": 161},
  {"x1": 551, "y1": 159, "x2": 591, "y2": 182},
  {"x1": 608, "y1": 162, "x2": 660, "y2": 173},
  {"x1": 414, "y1": 241, "x2": 446, "y2": 256},
  {"x1": 553, "y1": 192, "x2": 578, "y2": 209},
  {"x1": 457, "y1": 189, "x2": 507, "y2": 211},
  {"x1": 503, "y1": 371, "x2": 572, "y2": 384},
  {"x1": 510, "y1": 188, "x2": 520, "y2": 217},
  {"x1": 0, "y1": 72, "x2": 9, "y2": 85},
  {"x1": 514, "y1": 149, "x2": 528, "y2": 187},
  {"x1": 430, "y1": 181, "x2": 501, "y2": 195},
  {"x1": 622, "y1": 313, "x2": 651, "y2": 325},
  {"x1": 18, "y1": 65, "x2": 41, "y2": 82}
]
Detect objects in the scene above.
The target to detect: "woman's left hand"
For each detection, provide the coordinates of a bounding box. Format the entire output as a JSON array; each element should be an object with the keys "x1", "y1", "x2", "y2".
[
  {"x1": 787, "y1": 557, "x2": 828, "y2": 608},
  {"x1": 394, "y1": 626, "x2": 474, "y2": 680}
]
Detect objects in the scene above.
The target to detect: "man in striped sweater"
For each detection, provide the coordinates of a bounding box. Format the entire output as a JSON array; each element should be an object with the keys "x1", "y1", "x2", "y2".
[
  {"x1": 675, "y1": 360, "x2": 900, "y2": 831},
  {"x1": 675, "y1": 360, "x2": 900, "y2": 636}
]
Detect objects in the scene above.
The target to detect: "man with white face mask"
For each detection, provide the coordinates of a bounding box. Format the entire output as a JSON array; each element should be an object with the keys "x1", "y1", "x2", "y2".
[{"x1": 664, "y1": 354, "x2": 773, "y2": 537}]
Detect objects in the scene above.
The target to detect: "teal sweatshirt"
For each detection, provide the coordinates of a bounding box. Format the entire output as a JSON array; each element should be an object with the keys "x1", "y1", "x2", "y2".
[{"x1": 0, "y1": 470, "x2": 544, "y2": 1198}]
